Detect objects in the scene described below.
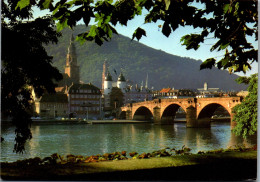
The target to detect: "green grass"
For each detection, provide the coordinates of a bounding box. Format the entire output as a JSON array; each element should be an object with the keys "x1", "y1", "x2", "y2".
[{"x1": 1, "y1": 150, "x2": 257, "y2": 180}]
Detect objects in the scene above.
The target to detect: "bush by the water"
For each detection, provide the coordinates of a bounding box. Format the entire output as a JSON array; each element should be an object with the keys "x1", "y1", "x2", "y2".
[{"x1": 3, "y1": 145, "x2": 256, "y2": 166}]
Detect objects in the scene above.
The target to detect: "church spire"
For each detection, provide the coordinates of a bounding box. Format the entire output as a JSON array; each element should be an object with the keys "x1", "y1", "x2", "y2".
[
  {"x1": 66, "y1": 34, "x2": 77, "y2": 66},
  {"x1": 102, "y1": 60, "x2": 108, "y2": 91},
  {"x1": 145, "y1": 73, "x2": 148, "y2": 89},
  {"x1": 65, "y1": 34, "x2": 80, "y2": 84}
]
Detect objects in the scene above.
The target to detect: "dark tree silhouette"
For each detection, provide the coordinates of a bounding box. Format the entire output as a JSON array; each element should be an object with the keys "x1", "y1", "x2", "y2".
[{"x1": 2, "y1": 0, "x2": 63, "y2": 153}]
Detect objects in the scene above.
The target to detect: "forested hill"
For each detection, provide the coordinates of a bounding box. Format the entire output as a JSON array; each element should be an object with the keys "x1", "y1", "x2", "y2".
[{"x1": 46, "y1": 25, "x2": 246, "y2": 91}]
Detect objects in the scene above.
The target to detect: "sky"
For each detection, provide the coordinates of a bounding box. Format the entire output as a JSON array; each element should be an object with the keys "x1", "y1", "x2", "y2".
[{"x1": 33, "y1": 3, "x2": 258, "y2": 77}]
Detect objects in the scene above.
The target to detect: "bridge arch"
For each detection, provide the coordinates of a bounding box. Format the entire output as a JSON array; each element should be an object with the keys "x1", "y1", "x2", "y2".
[
  {"x1": 161, "y1": 104, "x2": 186, "y2": 124},
  {"x1": 133, "y1": 106, "x2": 153, "y2": 121},
  {"x1": 198, "y1": 103, "x2": 231, "y2": 122}
]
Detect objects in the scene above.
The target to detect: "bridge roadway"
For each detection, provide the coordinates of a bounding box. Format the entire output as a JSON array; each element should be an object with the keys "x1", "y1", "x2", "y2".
[{"x1": 120, "y1": 97, "x2": 241, "y2": 128}]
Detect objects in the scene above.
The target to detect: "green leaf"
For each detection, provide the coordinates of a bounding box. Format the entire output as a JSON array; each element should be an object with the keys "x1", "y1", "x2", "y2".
[
  {"x1": 217, "y1": 56, "x2": 230, "y2": 69},
  {"x1": 142, "y1": 0, "x2": 154, "y2": 11},
  {"x1": 56, "y1": 19, "x2": 68, "y2": 32},
  {"x1": 87, "y1": 25, "x2": 98, "y2": 37},
  {"x1": 162, "y1": 22, "x2": 171, "y2": 37},
  {"x1": 107, "y1": 27, "x2": 113, "y2": 38},
  {"x1": 164, "y1": 0, "x2": 171, "y2": 10},
  {"x1": 76, "y1": 33, "x2": 87, "y2": 45},
  {"x1": 200, "y1": 58, "x2": 216, "y2": 70},
  {"x1": 132, "y1": 27, "x2": 146, "y2": 41},
  {"x1": 223, "y1": 4, "x2": 229, "y2": 13},
  {"x1": 41, "y1": 0, "x2": 53, "y2": 10},
  {"x1": 242, "y1": 64, "x2": 249, "y2": 73},
  {"x1": 220, "y1": 43, "x2": 229, "y2": 50},
  {"x1": 83, "y1": 15, "x2": 91, "y2": 26},
  {"x1": 16, "y1": 0, "x2": 30, "y2": 10},
  {"x1": 235, "y1": 2, "x2": 239, "y2": 12}
]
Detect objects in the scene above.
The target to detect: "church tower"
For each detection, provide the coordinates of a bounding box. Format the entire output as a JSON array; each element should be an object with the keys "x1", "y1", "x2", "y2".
[
  {"x1": 204, "y1": 82, "x2": 208, "y2": 90},
  {"x1": 117, "y1": 72, "x2": 126, "y2": 93},
  {"x1": 104, "y1": 71, "x2": 113, "y2": 95},
  {"x1": 145, "y1": 73, "x2": 148, "y2": 89},
  {"x1": 65, "y1": 35, "x2": 80, "y2": 84},
  {"x1": 102, "y1": 60, "x2": 108, "y2": 92}
]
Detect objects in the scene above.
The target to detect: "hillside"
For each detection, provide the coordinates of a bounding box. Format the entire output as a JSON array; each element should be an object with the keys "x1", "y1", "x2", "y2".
[{"x1": 46, "y1": 25, "x2": 246, "y2": 91}]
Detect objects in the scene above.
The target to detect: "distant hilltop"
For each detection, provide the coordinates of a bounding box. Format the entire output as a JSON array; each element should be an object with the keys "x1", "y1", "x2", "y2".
[{"x1": 46, "y1": 25, "x2": 247, "y2": 91}]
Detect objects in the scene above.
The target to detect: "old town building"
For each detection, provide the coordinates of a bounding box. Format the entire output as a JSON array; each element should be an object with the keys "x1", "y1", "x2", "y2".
[
  {"x1": 68, "y1": 83, "x2": 102, "y2": 119},
  {"x1": 34, "y1": 93, "x2": 68, "y2": 118},
  {"x1": 153, "y1": 88, "x2": 195, "y2": 99},
  {"x1": 32, "y1": 35, "x2": 103, "y2": 119},
  {"x1": 124, "y1": 85, "x2": 153, "y2": 103}
]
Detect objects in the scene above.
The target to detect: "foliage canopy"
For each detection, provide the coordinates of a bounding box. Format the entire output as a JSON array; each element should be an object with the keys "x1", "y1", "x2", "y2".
[
  {"x1": 232, "y1": 73, "x2": 257, "y2": 138},
  {"x1": 17, "y1": 0, "x2": 258, "y2": 73}
]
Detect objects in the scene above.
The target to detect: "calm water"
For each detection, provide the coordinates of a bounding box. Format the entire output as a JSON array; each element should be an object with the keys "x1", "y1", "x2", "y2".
[{"x1": 1, "y1": 121, "x2": 256, "y2": 162}]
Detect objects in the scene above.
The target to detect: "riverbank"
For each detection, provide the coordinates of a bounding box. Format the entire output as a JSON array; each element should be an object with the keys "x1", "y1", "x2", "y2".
[
  {"x1": 1, "y1": 150, "x2": 256, "y2": 181},
  {"x1": 87, "y1": 120, "x2": 151, "y2": 124},
  {"x1": 1, "y1": 119, "x2": 151, "y2": 125},
  {"x1": 2, "y1": 118, "x2": 229, "y2": 125}
]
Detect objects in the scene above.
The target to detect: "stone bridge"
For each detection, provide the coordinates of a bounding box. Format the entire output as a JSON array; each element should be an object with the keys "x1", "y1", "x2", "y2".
[{"x1": 120, "y1": 97, "x2": 242, "y2": 128}]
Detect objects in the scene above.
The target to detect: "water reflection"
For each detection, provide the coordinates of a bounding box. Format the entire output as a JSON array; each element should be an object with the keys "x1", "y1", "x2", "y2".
[
  {"x1": 227, "y1": 133, "x2": 257, "y2": 149},
  {"x1": 0, "y1": 122, "x2": 257, "y2": 162},
  {"x1": 28, "y1": 126, "x2": 40, "y2": 157}
]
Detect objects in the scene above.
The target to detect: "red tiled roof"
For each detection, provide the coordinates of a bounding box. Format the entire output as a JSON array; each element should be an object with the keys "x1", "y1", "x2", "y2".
[
  {"x1": 160, "y1": 88, "x2": 171, "y2": 93},
  {"x1": 55, "y1": 87, "x2": 66, "y2": 92}
]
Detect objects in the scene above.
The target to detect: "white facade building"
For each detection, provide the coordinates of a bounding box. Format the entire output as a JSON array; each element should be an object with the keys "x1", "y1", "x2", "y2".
[
  {"x1": 117, "y1": 73, "x2": 127, "y2": 93},
  {"x1": 103, "y1": 71, "x2": 127, "y2": 108}
]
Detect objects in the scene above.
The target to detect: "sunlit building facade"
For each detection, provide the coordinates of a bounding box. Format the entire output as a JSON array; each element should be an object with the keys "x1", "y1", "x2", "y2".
[{"x1": 68, "y1": 83, "x2": 102, "y2": 119}]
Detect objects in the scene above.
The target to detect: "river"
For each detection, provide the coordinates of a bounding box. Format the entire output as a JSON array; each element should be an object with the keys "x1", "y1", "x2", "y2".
[{"x1": 0, "y1": 120, "x2": 256, "y2": 162}]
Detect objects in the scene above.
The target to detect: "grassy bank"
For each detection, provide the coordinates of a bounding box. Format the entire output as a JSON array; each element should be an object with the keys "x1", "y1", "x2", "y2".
[{"x1": 1, "y1": 149, "x2": 257, "y2": 181}]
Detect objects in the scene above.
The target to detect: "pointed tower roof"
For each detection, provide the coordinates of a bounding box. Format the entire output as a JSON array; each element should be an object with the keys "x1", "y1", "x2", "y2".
[
  {"x1": 105, "y1": 71, "x2": 113, "y2": 81},
  {"x1": 145, "y1": 73, "x2": 148, "y2": 89},
  {"x1": 65, "y1": 34, "x2": 78, "y2": 68},
  {"x1": 68, "y1": 34, "x2": 76, "y2": 55},
  {"x1": 118, "y1": 72, "x2": 126, "y2": 82}
]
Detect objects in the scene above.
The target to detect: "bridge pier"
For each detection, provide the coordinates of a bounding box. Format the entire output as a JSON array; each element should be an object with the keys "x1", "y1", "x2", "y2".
[
  {"x1": 186, "y1": 106, "x2": 198, "y2": 127},
  {"x1": 126, "y1": 110, "x2": 132, "y2": 120},
  {"x1": 153, "y1": 106, "x2": 161, "y2": 124},
  {"x1": 186, "y1": 106, "x2": 211, "y2": 128}
]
